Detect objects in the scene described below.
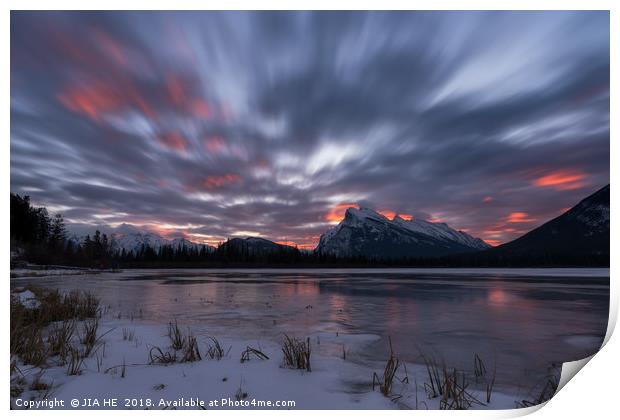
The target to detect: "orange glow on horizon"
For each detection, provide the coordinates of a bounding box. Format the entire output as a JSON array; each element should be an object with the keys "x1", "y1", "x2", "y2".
[
  {"x1": 325, "y1": 202, "x2": 359, "y2": 223},
  {"x1": 532, "y1": 170, "x2": 588, "y2": 191},
  {"x1": 276, "y1": 240, "x2": 315, "y2": 250},
  {"x1": 378, "y1": 210, "x2": 413, "y2": 221},
  {"x1": 377, "y1": 209, "x2": 396, "y2": 219},
  {"x1": 276, "y1": 240, "x2": 298, "y2": 247}
]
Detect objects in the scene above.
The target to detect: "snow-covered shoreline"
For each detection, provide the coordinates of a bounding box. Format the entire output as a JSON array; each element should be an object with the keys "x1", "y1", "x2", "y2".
[{"x1": 11, "y1": 314, "x2": 524, "y2": 410}]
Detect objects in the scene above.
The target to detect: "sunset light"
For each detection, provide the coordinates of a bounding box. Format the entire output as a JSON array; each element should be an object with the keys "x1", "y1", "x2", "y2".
[
  {"x1": 532, "y1": 170, "x2": 588, "y2": 191},
  {"x1": 325, "y1": 203, "x2": 359, "y2": 224}
]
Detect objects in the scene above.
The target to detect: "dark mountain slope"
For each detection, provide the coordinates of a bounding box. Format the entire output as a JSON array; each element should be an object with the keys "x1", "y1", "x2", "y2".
[{"x1": 481, "y1": 185, "x2": 609, "y2": 263}]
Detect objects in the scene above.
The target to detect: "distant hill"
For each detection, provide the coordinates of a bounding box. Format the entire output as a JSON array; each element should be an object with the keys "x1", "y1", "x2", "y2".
[{"x1": 219, "y1": 237, "x2": 297, "y2": 255}]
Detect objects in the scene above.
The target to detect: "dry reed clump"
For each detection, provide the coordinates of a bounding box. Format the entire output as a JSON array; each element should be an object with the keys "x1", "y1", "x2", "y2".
[
  {"x1": 180, "y1": 333, "x2": 202, "y2": 363},
  {"x1": 205, "y1": 336, "x2": 228, "y2": 360},
  {"x1": 17, "y1": 328, "x2": 49, "y2": 367},
  {"x1": 47, "y1": 320, "x2": 75, "y2": 364},
  {"x1": 29, "y1": 371, "x2": 51, "y2": 391},
  {"x1": 10, "y1": 360, "x2": 27, "y2": 397},
  {"x1": 25, "y1": 287, "x2": 99, "y2": 323},
  {"x1": 420, "y1": 352, "x2": 496, "y2": 409},
  {"x1": 240, "y1": 346, "x2": 269, "y2": 363},
  {"x1": 438, "y1": 368, "x2": 484, "y2": 410},
  {"x1": 473, "y1": 353, "x2": 486, "y2": 379},
  {"x1": 422, "y1": 354, "x2": 444, "y2": 399},
  {"x1": 150, "y1": 322, "x2": 206, "y2": 364},
  {"x1": 11, "y1": 287, "x2": 100, "y2": 368},
  {"x1": 471, "y1": 353, "x2": 496, "y2": 404},
  {"x1": 372, "y1": 337, "x2": 407, "y2": 400},
  {"x1": 281, "y1": 335, "x2": 311, "y2": 371},
  {"x1": 66, "y1": 346, "x2": 85, "y2": 375},
  {"x1": 80, "y1": 318, "x2": 99, "y2": 357},
  {"x1": 516, "y1": 364, "x2": 560, "y2": 408},
  {"x1": 148, "y1": 346, "x2": 177, "y2": 364},
  {"x1": 167, "y1": 320, "x2": 186, "y2": 351}
]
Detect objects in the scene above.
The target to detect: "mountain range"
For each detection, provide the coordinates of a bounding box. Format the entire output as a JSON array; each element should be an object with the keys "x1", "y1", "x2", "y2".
[
  {"x1": 68, "y1": 185, "x2": 609, "y2": 263},
  {"x1": 68, "y1": 223, "x2": 214, "y2": 254}
]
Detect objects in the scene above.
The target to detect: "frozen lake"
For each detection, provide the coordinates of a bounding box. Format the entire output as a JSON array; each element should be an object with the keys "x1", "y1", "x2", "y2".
[{"x1": 11, "y1": 268, "x2": 609, "y2": 400}]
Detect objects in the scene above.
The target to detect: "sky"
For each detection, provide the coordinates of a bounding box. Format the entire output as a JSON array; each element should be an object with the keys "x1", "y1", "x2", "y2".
[{"x1": 10, "y1": 11, "x2": 609, "y2": 248}]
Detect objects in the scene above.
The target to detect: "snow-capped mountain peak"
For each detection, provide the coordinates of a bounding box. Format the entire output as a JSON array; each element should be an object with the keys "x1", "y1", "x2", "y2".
[
  {"x1": 317, "y1": 206, "x2": 490, "y2": 258},
  {"x1": 391, "y1": 216, "x2": 490, "y2": 250},
  {"x1": 68, "y1": 224, "x2": 214, "y2": 254},
  {"x1": 343, "y1": 207, "x2": 389, "y2": 226}
]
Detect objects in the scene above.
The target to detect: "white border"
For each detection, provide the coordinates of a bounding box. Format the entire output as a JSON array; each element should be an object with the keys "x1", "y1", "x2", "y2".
[{"x1": 2, "y1": 2, "x2": 617, "y2": 419}]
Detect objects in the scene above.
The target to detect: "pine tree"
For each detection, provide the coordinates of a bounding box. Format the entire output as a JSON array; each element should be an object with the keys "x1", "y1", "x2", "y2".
[{"x1": 49, "y1": 214, "x2": 67, "y2": 246}]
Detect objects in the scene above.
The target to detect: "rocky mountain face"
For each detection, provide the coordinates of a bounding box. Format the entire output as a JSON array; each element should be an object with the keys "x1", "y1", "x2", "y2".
[{"x1": 316, "y1": 207, "x2": 490, "y2": 258}]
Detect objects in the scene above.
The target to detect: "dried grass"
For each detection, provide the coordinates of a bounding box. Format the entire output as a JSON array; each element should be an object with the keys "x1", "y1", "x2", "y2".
[
  {"x1": 205, "y1": 336, "x2": 225, "y2": 360},
  {"x1": 148, "y1": 346, "x2": 177, "y2": 365},
  {"x1": 240, "y1": 346, "x2": 269, "y2": 363},
  {"x1": 516, "y1": 365, "x2": 560, "y2": 408},
  {"x1": 80, "y1": 318, "x2": 99, "y2": 357},
  {"x1": 66, "y1": 346, "x2": 85, "y2": 375},
  {"x1": 180, "y1": 334, "x2": 202, "y2": 363},
  {"x1": 439, "y1": 368, "x2": 484, "y2": 410},
  {"x1": 373, "y1": 337, "x2": 400, "y2": 397},
  {"x1": 167, "y1": 321, "x2": 185, "y2": 351},
  {"x1": 11, "y1": 287, "x2": 100, "y2": 368},
  {"x1": 281, "y1": 335, "x2": 311, "y2": 371},
  {"x1": 47, "y1": 320, "x2": 75, "y2": 364}
]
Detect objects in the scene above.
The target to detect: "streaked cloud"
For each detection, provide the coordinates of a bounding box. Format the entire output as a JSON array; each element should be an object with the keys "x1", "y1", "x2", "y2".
[{"x1": 10, "y1": 11, "x2": 609, "y2": 246}]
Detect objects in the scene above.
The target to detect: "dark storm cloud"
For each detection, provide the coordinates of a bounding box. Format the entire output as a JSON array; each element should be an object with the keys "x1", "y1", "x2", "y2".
[{"x1": 10, "y1": 11, "x2": 609, "y2": 246}]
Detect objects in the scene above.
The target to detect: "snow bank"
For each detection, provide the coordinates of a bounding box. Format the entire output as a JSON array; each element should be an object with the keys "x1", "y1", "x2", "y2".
[
  {"x1": 13, "y1": 289, "x2": 40, "y2": 309},
  {"x1": 11, "y1": 316, "x2": 523, "y2": 410}
]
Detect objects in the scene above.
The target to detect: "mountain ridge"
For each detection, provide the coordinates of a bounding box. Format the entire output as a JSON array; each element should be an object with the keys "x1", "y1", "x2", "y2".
[
  {"x1": 316, "y1": 207, "x2": 490, "y2": 258},
  {"x1": 64, "y1": 185, "x2": 609, "y2": 264},
  {"x1": 479, "y1": 184, "x2": 609, "y2": 261}
]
